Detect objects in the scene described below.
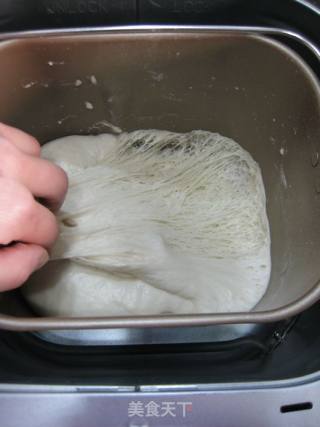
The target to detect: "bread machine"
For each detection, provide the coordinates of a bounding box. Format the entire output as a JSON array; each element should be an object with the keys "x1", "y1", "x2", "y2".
[{"x1": 0, "y1": 1, "x2": 320, "y2": 426}]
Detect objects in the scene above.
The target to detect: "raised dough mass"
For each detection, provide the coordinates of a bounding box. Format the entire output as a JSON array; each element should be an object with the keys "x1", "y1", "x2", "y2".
[{"x1": 22, "y1": 130, "x2": 271, "y2": 316}]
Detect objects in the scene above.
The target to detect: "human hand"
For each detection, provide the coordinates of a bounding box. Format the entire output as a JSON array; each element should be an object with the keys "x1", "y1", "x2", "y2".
[{"x1": 0, "y1": 123, "x2": 68, "y2": 291}]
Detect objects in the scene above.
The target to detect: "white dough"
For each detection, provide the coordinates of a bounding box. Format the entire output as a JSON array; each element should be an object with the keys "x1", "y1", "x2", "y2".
[{"x1": 22, "y1": 130, "x2": 271, "y2": 316}]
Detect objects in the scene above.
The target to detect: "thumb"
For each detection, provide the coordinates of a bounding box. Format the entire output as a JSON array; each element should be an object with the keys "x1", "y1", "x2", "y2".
[{"x1": 0, "y1": 243, "x2": 49, "y2": 291}]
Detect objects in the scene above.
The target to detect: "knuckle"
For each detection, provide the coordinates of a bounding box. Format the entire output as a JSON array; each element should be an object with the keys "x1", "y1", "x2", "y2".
[
  {"x1": 13, "y1": 193, "x2": 35, "y2": 224},
  {"x1": 0, "y1": 140, "x2": 19, "y2": 176},
  {"x1": 27, "y1": 135, "x2": 41, "y2": 155},
  {"x1": 0, "y1": 180, "x2": 33, "y2": 240},
  {"x1": 21, "y1": 194, "x2": 35, "y2": 217},
  {"x1": 56, "y1": 165, "x2": 69, "y2": 193},
  {"x1": 47, "y1": 165, "x2": 68, "y2": 208},
  {"x1": 40, "y1": 208, "x2": 59, "y2": 246},
  {"x1": 49, "y1": 213, "x2": 59, "y2": 243}
]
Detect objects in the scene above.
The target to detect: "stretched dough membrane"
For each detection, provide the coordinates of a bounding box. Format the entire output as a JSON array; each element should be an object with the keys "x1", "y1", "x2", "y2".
[{"x1": 22, "y1": 130, "x2": 271, "y2": 316}]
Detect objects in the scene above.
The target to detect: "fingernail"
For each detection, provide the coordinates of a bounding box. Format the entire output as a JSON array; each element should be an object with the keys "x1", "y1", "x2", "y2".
[{"x1": 36, "y1": 251, "x2": 49, "y2": 270}]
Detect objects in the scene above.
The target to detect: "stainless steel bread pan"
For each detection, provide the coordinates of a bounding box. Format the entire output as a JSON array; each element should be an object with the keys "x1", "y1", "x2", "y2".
[{"x1": 0, "y1": 26, "x2": 319, "y2": 331}]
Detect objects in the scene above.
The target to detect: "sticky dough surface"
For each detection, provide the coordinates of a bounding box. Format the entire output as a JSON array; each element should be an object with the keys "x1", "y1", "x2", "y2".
[{"x1": 22, "y1": 130, "x2": 271, "y2": 316}]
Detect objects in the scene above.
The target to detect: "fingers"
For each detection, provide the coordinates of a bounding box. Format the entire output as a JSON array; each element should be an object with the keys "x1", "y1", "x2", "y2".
[
  {"x1": 0, "y1": 124, "x2": 63, "y2": 291},
  {"x1": 16, "y1": 155, "x2": 68, "y2": 212},
  {"x1": 0, "y1": 122, "x2": 41, "y2": 157},
  {"x1": 0, "y1": 137, "x2": 68, "y2": 211},
  {"x1": 0, "y1": 178, "x2": 59, "y2": 248},
  {"x1": 0, "y1": 243, "x2": 48, "y2": 291}
]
